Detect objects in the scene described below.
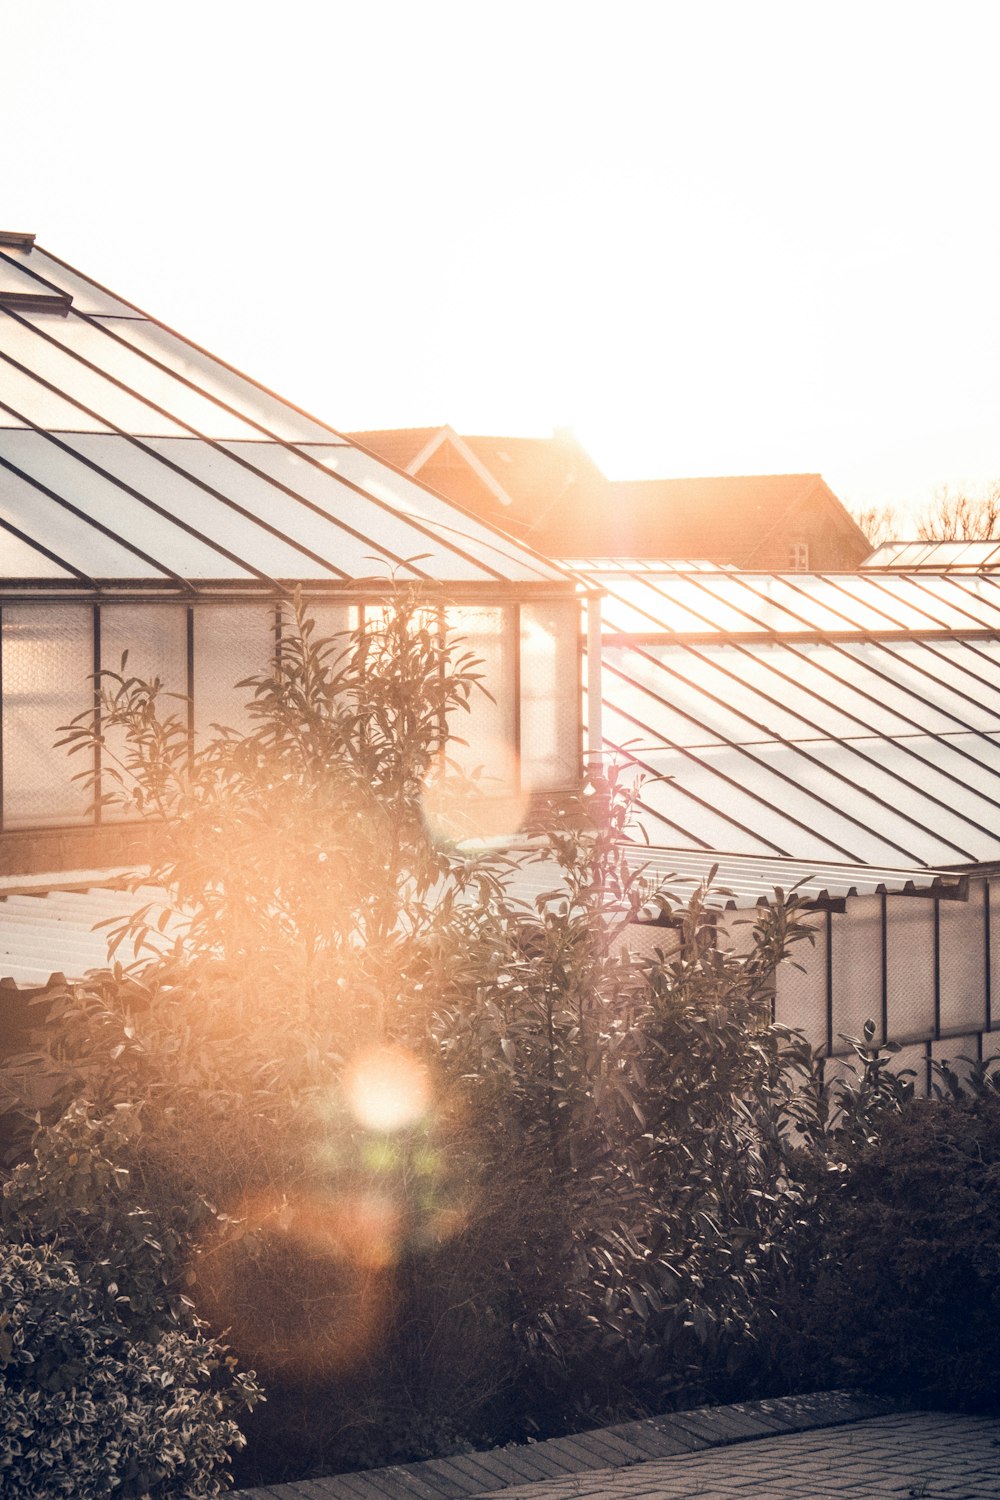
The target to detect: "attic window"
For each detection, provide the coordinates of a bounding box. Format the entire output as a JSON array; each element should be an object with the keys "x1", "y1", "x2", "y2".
[{"x1": 788, "y1": 541, "x2": 810, "y2": 570}]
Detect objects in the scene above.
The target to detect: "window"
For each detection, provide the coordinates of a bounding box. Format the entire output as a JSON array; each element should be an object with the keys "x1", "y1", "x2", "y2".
[{"x1": 788, "y1": 541, "x2": 810, "y2": 570}]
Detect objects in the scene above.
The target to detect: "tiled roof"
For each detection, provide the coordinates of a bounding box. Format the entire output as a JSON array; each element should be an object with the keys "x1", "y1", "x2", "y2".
[
  {"x1": 347, "y1": 427, "x2": 444, "y2": 470},
  {"x1": 350, "y1": 427, "x2": 867, "y2": 565},
  {"x1": 580, "y1": 560, "x2": 1000, "y2": 870},
  {"x1": 0, "y1": 240, "x2": 571, "y2": 591}
]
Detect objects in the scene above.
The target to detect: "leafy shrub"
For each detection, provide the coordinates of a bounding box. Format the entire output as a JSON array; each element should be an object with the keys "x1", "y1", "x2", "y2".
[
  {"x1": 1, "y1": 594, "x2": 821, "y2": 1482},
  {"x1": 761, "y1": 1062, "x2": 1000, "y2": 1411},
  {"x1": 0, "y1": 1240, "x2": 256, "y2": 1498}
]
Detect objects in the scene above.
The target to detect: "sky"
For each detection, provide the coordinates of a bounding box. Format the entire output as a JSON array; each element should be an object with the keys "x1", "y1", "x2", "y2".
[{"x1": 3, "y1": 0, "x2": 1000, "y2": 522}]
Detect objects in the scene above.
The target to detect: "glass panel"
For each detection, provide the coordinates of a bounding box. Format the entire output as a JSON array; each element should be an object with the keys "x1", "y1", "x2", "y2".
[
  {"x1": 2, "y1": 604, "x2": 94, "y2": 827},
  {"x1": 59, "y1": 435, "x2": 322, "y2": 581},
  {"x1": 99, "y1": 605, "x2": 189, "y2": 824},
  {"x1": 2, "y1": 430, "x2": 254, "y2": 580},
  {"x1": 193, "y1": 605, "x2": 275, "y2": 738},
  {"x1": 830, "y1": 896, "x2": 883, "y2": 1046},
  {"x1": 0, "y1": 460, "x2": 168, "y2": 579},
  {"x1": 602, "y1": 646, "x2": 727, "y2": 747},
  {"x1": 774, "y1": 913, "x2": 827, "y2": 1047},
  {"x1": 95, "y1": 318, "x2": 343, "y2": 441},
  {"x1": 0, "y1": 319, "x2": 190, "y2": 436},
  {"x1": 0, "y1": 355, "x2": 111, "y2": 430},
  {"x1": 982, "y1": 1029, "x2": 1000, "y2": 1061},
  {"x1": 0, "y1": 525, "x2": 76, "y2": 579},
  {"x1": 936, "y1": 887, "x2": 988, "y2": 1035},
  {"x1": 287, "y1": 600, "x2": 357, "y2": 650},
  {"x1": 519, "y1": 600, "x2": 580, "y2": 790},
  {"x1": 886, "y1": 899, "x2": 935, "y2": 1039},
  {"x1": 34, "y1": 319, "x2": 266, "y2": 440},
  {"x1": 28, "y1": 248, "x2": 144, "y2": 317},
  {"x1": 445, "y1": 605, "x2": 516, "y2": 790},
  {"x1": 167, "y1": 441, "x2": 395, "y2": 579},
  {"x1": 0, "y1": 254, "x2": 56, "y2": 297}
]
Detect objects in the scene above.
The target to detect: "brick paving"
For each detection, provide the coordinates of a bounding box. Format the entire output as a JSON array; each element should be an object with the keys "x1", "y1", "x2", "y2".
[{"x1": 235, "y1": 1399, "x2": 1000, "y2": 1500}]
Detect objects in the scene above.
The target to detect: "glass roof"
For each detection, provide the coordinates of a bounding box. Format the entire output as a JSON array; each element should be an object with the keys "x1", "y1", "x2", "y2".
[
  {"x1": 582, "y1": 561, "x2": 1000, "y2": 869},
  {"x1": 864, "y1": 539, "x2": 1000, "y2": 571},
  {"x1": 0, "y1": 240, "x2": 571, "y2": 591}
]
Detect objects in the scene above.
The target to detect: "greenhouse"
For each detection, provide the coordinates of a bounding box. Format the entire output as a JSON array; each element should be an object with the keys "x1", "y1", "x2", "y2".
[
  {"x1": 575, "y1": 555, "x2": 1000, "y2": 1083},
  {"x1": 0, "y1": 232, "x2": 585, "y2": 880}
]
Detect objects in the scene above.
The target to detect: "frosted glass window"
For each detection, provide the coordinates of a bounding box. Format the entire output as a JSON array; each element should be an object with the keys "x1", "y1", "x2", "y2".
[
  {"x1": 830, "y1": 896, "x2": 884, "y2": 1046},
  {"x1": 444, "y1": 605, "x2": 516, "y2": 790},
  {"x1": 519, "y1": 601, "x2": 580, "y2": 790},
  {"x1": 285, "y1": 600, "x2": 357, "y2": 651},
  {"x1": 99, "y1": 606, "x2": 189, "y2": 823},
  {"x1": 937, "y1": 885, "x2": 987, "y2": 1034},
  {"x1": 774, "y1": 914, "x2": 827, "y2": 1047},
  {"x1": 886, "y1": 900, "x2": 936, "y2": 1040},
  {"x1": 931, "y1": 1037, "x2": 979, "y2": 1087},
  {"x1": 194, "y1": 606, "x2": 276, "y2": 738},
  {"x1": 2, "y1": 605, "x2": 94, "y2": 827}
]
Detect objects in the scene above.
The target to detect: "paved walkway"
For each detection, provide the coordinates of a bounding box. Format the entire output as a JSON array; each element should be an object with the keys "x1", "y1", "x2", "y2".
[{"x1": 235, "y1": 1395, "x2": 1000, "y2": 1499}]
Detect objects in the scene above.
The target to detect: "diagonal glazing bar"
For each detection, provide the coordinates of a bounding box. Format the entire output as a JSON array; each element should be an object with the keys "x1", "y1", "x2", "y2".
[
  {"x1": 598, "y1": 571, "x2": 1000, "y2": 821},
  {"x1": 0, "y1": 248, "x2": 550, "y2": 585},
  {"x1": 0, "y1": 346, "x2": 351, "y2": 584},
  {"x1": 601, "y1": 672, "x2": 863, "y2": 859},
  {"x1": 603, "y1": 625, "x2": 991, "y2": 856},
  {"x1": 0, "y1": 396, "x2": 282, "y2": 592},
  {"x1": 0, "y1": 303, "x2": 433, "y2": 583},
  {"x1": 601, "y1": 653, "x2": 957, "y2": 862},
  {"x1": 0, "y1": 513, "x2": 96, "y2": 587},
  {"x1": 0, "y1": 453, "x2": 194, "y2": 594}
]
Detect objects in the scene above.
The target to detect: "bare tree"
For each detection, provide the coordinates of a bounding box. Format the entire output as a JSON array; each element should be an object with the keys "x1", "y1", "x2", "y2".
[
  {"x1": 851, "y1": 503, "x2": 899, "y2": 550},
  {"x1": 916, "y1": 482, "x2": 1000, "y2": 541}
]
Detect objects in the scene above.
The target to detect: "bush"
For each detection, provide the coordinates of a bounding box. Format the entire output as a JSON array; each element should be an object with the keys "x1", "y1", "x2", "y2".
[
  {"x1": 0, "y1": 1240, "x2": 256, "y2": 1498},
  {"x1": 762, "y1": 1067, "x2": 1000, "y2": 1411},
  {"x1": 1, "y1": 594, "x2": 821, "y2": 1483}
]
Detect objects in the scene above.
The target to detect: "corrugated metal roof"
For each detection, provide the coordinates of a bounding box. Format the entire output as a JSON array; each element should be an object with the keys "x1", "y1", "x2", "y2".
[
  {"x1": 0, "y1": 846, "x2": 966, "y2": 990},
  {"x1": 0, "y1": 239, "x2": 571, "y2": 592},
  {"x1": 0, "y1": 880, "x2": 175, "y2": 989},
  {"x1": 580, "y1": 561, "x2": 1000, "y2": 869}
]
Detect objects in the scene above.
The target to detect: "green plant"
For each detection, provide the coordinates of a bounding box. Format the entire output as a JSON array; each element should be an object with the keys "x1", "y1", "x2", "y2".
[{"x1": 1, "y1": 593, "x2": 824, "y2": 1482}]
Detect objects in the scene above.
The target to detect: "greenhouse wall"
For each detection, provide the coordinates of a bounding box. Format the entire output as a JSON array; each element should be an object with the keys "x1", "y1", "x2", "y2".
[
  {"x1": 0, "y1": 596, "x2": 581, "y2": 869},
  {"x1": 773, "y1": 879, "x2": 1000, "y2": 1093}
]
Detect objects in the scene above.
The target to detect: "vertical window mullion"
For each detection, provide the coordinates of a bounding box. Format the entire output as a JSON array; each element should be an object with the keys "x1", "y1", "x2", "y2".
[{"x1": 92, "y1": 605, "x2": 102, "y2": 827}]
